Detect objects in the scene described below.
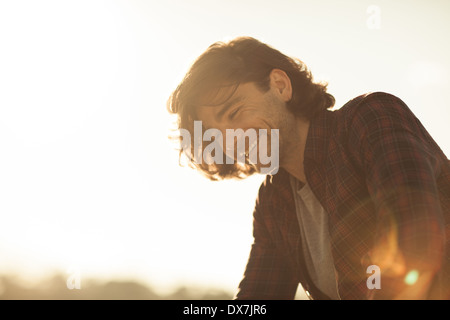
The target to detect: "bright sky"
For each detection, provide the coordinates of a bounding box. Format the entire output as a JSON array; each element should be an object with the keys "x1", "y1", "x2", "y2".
[{"x1": 0, "y1": 0, "x2": 449, "y2": 295}]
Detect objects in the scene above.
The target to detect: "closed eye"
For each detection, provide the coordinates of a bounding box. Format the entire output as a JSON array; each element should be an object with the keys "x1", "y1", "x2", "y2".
[{"x1": 229, "y1": 107, "x2": 242, "y2": 120}]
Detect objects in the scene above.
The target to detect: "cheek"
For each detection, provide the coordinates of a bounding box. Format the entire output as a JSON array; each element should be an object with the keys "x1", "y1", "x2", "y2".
[{"x1": 235, "y1": 108, "x2": 266, "y2": 127}]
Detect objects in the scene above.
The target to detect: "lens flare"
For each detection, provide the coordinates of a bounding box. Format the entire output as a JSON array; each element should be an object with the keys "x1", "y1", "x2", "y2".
[{"x1": 404, "y1": 270, "x2": 419, "y2": 286}]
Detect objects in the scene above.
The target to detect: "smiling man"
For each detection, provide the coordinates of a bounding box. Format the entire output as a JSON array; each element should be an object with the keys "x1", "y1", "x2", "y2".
[{"x1": 167, "y1": 37, "x2": 450, "y2": 300}]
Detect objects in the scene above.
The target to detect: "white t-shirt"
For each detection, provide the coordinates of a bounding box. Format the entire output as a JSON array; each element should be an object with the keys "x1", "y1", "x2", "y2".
[{"x1": 289, "y1": 175, "x2": 341, "y2": 300}]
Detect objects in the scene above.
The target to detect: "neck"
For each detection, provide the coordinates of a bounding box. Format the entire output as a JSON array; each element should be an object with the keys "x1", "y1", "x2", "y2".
[{"x1": 280, "y1": 116, "x2": 310, "y2": 183}]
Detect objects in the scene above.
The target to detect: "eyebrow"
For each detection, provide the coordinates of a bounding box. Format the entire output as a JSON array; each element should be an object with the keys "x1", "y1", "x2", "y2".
[{"x1": 215, "y1": 96, "x2": 244, "y2": 121}]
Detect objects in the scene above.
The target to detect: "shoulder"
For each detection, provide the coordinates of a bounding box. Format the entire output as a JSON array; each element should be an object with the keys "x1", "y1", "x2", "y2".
[
  {"x1": 330, "y1": 92, "x2": 422, "y2": 143},
  {"x1": 330, "y1": 92, "x2": 425, "y2": 161},
  {"x1": 338, "y1": 92, "x2": 416, "y2": 125}
]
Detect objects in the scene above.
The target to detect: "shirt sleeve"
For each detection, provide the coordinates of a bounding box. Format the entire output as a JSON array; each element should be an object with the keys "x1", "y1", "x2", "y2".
[
  {"x1": 349, "y1": 93, "x2": 446, "y2": 297},
  {"x1": 234, "y1": 182, "x2": 299, "y2": 300}
]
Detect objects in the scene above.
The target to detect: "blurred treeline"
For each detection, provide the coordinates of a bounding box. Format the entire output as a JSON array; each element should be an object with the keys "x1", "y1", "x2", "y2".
[{"x1": 0, "y1": 274, "x2": 233, "y2": 300}]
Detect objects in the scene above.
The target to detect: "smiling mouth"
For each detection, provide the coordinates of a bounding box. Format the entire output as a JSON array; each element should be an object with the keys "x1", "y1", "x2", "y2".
[
  {"x1": 247, "y1": 139, "x2": 258, "y2": 155},
  {"x1": 243, "y1": 139, "x2": 258, "y2": 163},
  {"x1": 227, "y1": 137, "x2": 258, "y2": 161}
]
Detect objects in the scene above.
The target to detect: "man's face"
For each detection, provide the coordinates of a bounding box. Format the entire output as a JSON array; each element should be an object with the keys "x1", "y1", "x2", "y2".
[{"x1": 195, "y1": 81, "x2": 286, "y2": 171}]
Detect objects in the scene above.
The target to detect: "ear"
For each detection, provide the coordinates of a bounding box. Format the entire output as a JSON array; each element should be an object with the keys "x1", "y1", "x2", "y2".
[{"x1": 269, "y1": 69, "x2": 292, "y2": 102}]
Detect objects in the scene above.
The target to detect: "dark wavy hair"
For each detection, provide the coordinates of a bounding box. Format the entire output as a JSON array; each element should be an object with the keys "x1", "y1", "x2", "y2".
[{"x1": 167, "y1": 37, "x2": 335, "y2": 180}]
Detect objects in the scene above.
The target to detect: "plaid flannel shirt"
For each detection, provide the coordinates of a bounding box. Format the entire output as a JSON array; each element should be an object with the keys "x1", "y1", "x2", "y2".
[{"x1": 235, "y1": 92, "x2": 450, "y2": 300}]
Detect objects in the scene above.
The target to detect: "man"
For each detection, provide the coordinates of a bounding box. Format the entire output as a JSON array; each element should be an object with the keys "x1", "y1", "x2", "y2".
[{"x1": 167, "y1": 37, "x2": 450, "y2": 299}]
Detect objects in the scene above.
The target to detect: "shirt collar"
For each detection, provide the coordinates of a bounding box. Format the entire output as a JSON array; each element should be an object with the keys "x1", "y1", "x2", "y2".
[{"x1": 303, "y1": 109, "x2": 335, "y2": 165}]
